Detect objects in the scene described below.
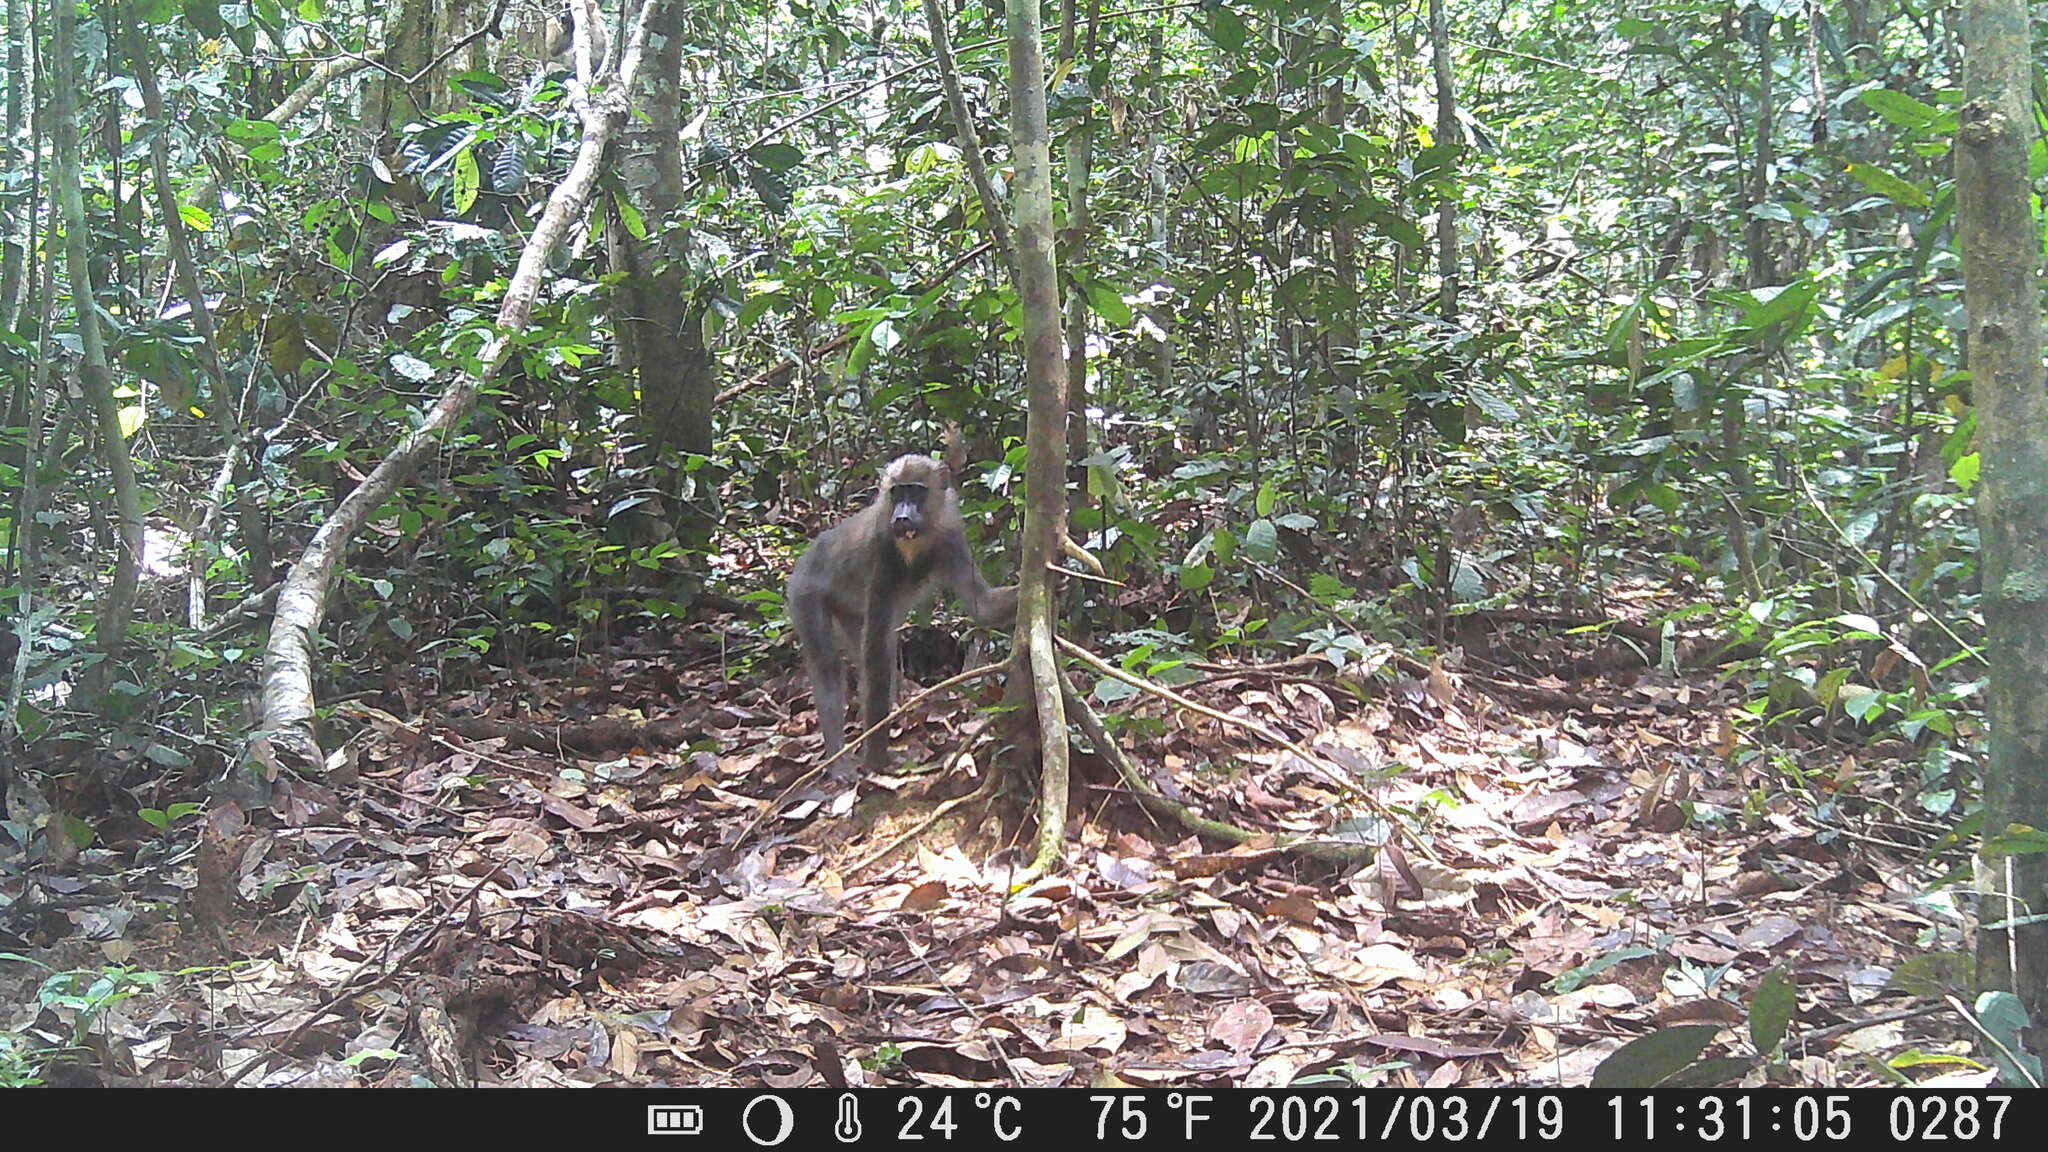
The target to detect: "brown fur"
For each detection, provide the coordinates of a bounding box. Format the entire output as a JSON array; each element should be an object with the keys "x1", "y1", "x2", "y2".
[{"x1": 787, "y1": 453, "x2": 1018, "y2": 779}]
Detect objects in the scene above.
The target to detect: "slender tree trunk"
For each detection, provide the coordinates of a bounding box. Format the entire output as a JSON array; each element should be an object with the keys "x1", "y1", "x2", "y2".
[
  {"x1": 922, "y1": 0, "x2": 1017, "y2": 278},
  {"x1": 0, "y1": 0, "x2": 27, "y2": 327},
  {"x1": 1008, "y1": 0, "x2": 1071, "y2": 875},
  {"x1": 255, "y1": 2, "x2": 648, "y2": 771},
  {"x1": 1956, "y1": 0, "x2": 2048, "y2": 1049},
  {"x1": 1061, "y1": 1, "x2": 1100, "y2": 527},
  {"x1": 3, "y1": 179, "x2": 53, "y2": 749},
  {"x1": 53, "y1": 0, "x2": 143, "y2": 657},
  {"x1": 122, "y1": 13, "x2": 243, "y2": 628},
  {"x1": 1427, "y1": 0, "x2": 1458, "y2": 322}
]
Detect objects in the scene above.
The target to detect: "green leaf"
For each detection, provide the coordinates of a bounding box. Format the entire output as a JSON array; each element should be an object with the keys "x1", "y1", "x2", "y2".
[
  {"x1": 62, "y1": 816, "x2": 94, "y2": 849},
  {"x1": 143, "y1": 743, "x2": 192, "y2": 768},
  {"x1": 1085, "y1": 283, "x2": 1132, "y2": 327},
  {"x1": 1858, "y1": 88, "x2": 1944, "y2": 132},
  {"x1": 1179, "y1": 562, "x2": 1214, "y2": 591},
  {"x1": 1972, "y1": 992, "x2": 2045, "y2": 1086},
  {"x1": 1550, "y1": 945, "x2": 1653, "y2": 993},
  {"x1": 224, "y1": 118, "x2": 279, "y2": 142},
  {"x1": 182, "y1": 0, "x2": 224, "y2": 38},
  {"x1": 1984, "y1": 823, "x2": 2048, "y2": 858},
  {"x1": 617, "y1": 196, "x2": 647, "y2": 239},
  {"x1": 1949, "y1": 452, "x2": 1979, "y2": 491},
  {"x1": 736, "y1": 292, "x2": 782, "y2": 334},
  {"x1": 1743, "y1": 279, "x2": 1820, "y2": 328},
  {"x1": 1845, "y1": 162, "x2": 1929, "y2": 209},
  {"x1": 1254, "y1": 481, "x2": 1276, "y2": 518},
  {"x1": 751, "y1": 142, "x2": 806, "y2": 174},
  {"x1": 1245, "y1": 518, "x2": 1277, "y2": 562},
  {"x1": 1202, "y1": 8, "x2": 1246, "y2": 53},
  {"x1": 1589, "y1": 1025, "x2": 1721, "y2": 1089},
  {"x1": 1748, "y1": 968, "x2": 1796, "y2": 1056},
  {"x1": 453, "y1": 148, "x2": 480, "y2": 214}
]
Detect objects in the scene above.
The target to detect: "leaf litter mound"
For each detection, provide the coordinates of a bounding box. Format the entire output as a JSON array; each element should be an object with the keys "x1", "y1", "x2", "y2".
[{"x1": 1, "y1": 614, "x2": 1984, "y2": 1087}]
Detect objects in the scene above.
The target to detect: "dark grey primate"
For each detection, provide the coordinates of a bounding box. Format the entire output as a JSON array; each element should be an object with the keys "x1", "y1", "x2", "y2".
[{"x1": 787, "y1": 453, "x2": 1018, "y2": 779}]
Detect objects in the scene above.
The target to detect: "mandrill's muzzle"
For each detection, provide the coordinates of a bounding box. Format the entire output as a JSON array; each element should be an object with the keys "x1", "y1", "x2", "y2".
[{"x1": 891, "y1": 520, "x2": 920, "y2": 540}]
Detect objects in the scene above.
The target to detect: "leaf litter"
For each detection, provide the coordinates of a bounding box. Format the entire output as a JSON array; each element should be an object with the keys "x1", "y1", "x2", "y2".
[{"x1": 0, "y1": 615, "x2": 1988, "y2": 1087}]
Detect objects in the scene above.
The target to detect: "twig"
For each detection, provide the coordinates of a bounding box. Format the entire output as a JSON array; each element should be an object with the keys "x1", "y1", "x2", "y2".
[
  {"x1": 221, "y1": 869, "x2": 496, "y2": 1085},
  {"x1": 1062, "y1": 675, "x2": 1374, "y2": 864},
  {"x1": 848, "y1": 718, "x2": 1003, "y2": 875},
  {"x1": 1049, "y1": 562, "x2": 1124, "y2": 587},
  {"x1": 737, "y1": 661, "x2": 1007, "y2": 843},
  {"x1": 1797, "y1": 473, "x2": 1985, "y2": 664},
  {"x1": 1057, "y1": 637, "x2": 1439, "y2": 862}
]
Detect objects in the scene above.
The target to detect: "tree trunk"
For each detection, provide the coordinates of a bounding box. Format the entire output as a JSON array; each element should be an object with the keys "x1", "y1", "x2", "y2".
[
  {"x1": 1059, "y1": 0, "x2": 1100, "y2": 547},
  {"x1": 1956, "y1": 0, "x2": 2048, "y2": 1050},
  {"x1": 122, "y1": 12, "x2": 243, "y2": 628},
  {"x1": 1427, "y1": 0, "x2": 1458, "y2": 322},
  {"x1": 255, "y1": 3, "x2": 645, "y2": 772},
  {"x1": 1007, "y1": 0, "x2": 1071, "y2": 875},
  {"x1": 0, "y1": 0, "x2": 27, "y2": 328},
  {"x1": 613, "y1": 0, "x2": 716, "y2": 555},
  {"x1": 53, "y1": 0, "x2": 143, "y2": 658},
  {"x1": 922, "y1": 0, "x2": 1017, "y2": 278}
]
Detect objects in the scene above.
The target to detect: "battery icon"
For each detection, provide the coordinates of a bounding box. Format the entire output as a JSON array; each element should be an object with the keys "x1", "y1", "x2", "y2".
[{"x1": 647, "y1": 1105, "x2": 703, "y2": 1136}]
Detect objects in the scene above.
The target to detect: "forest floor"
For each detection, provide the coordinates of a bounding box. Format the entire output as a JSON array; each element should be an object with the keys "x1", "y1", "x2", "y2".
[{"x1": 1, "y1": 603, "x2": 1985, "y2": 1088}]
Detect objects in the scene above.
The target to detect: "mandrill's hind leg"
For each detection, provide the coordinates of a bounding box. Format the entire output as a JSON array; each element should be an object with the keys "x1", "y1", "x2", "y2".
[{"x1": 791, "y1": 592, "x2": 851, "y2": 773}]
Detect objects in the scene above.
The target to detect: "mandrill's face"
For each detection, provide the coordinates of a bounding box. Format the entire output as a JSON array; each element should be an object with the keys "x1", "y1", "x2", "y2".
[{"x1": 889, "y1": 482, "x2": 929, "y2": 540}]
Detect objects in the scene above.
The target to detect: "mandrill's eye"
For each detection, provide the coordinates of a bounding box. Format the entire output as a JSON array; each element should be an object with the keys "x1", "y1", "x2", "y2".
[{"x1": 892, "y1": 484, "x2": 928, "y2": 504}]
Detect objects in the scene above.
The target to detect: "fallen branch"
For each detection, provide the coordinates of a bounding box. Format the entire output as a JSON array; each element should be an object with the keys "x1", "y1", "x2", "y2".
[
  {"x1": 253, "y1": 4, "x2": 649, "y2": 772},
  {"x1": 1060, "y1": 674, "x2": 1373, "y2": 865},
  {"x1": 1057, "y1": 636, "x2": 1439, "y2": 863}
]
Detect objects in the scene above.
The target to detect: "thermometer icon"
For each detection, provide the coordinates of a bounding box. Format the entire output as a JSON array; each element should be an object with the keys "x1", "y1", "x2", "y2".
[{"x1": 834, "y1": 1093, "x2": 863, "y2": 1142}]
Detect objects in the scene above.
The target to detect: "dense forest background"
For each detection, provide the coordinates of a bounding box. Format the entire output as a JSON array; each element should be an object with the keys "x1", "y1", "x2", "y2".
[{"x1": 1, "y1": 0, "x2": 2044, "y2": 1089}]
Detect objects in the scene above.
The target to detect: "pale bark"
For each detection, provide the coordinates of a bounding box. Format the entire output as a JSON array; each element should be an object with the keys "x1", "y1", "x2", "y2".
[
  {"x1": 0, "y1": 0, "x2": 27, "y2": 326},
  {"x1": 122, "y1": 15, "x2": 243, "y2": 628},
  {"x1": 921, "y1": 0, "x2": 1017, "y2": 279},
  {"x1": 255, "y1": 3, "x2": 651, "y2": 768},
  {"x1": 1060, "y1": 0, "x2": 1100, "y2": 490},
  {"x1": 1957, "y1": 0, "x2": 2048, "y2": 1045},
  {"x1": 1008, "y1": 0, "x2": 1072, "y2": 875},
  {"x1": 189, "y1": 56, "x2": 377, "y2": 210},
  {"x1": 1427, "y1": 0, "x2": 1458, "y2": 321},
  {"x1": 53, "y1": 0, "x2": 144, "y2": 657}
]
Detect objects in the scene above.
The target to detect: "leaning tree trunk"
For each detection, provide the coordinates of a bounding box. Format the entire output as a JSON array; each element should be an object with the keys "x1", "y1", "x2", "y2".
[
  {"x1": 1008, "y1": 0, "x2": 1072, "y2": 876},
  {"x1": 922, "y1": 0, "x2": 1017, "y2": 278},
  {"x1": 1956, "y1": 0, "x2": 2048, "y2": 1051},
  {"x1": 52, "y1": 0, "x2": 143, "y2": 658},
  {"x1": 122, "y1": 13, "x2": 242, "y2": 629},
  {"x1": 254, "y1": 3, "x2": 648, "y2": 772}
]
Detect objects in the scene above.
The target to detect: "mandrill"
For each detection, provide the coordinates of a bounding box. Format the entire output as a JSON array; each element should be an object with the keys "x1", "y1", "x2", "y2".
[{"x1": 787, "y1": 452, "x2": 1018, "y2": 780}]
